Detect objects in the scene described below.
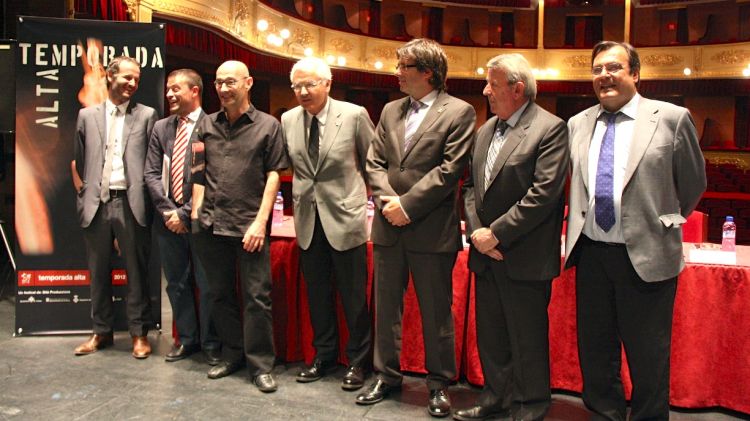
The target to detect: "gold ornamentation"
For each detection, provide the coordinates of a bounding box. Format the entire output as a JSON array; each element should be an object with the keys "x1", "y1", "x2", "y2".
[
  {"x1": 292, "y1": 29, "x2": 312, "y2": 46},
  {"x1": 711, "y1": 50, "x2": 750, "y2": 65},
  {"x1": 372, "y1": 47, "x2": 397, "y2": 59},
  {"x1": 329, "y1": 38, "x2": 353, "y2": 53},
  {"x1": 563, "y1": 55, "x2": 591, "y2": 68},
  {"x1": 150, "y1": 0, "x2": 229, "y2": 27},
  {"x1": 446, "y1": 52, "x2": 461, "y2": 64},
  {"x1": 123, "y1": 0, "x2": 138, "y2": 20},
  {"x1": 642, "y1": 54, "x2": 683, "y2": 66}
]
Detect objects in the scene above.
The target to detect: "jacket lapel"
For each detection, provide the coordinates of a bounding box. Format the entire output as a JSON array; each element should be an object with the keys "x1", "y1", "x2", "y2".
[
  {"x1": 485, "y1": 104, "x2": 534, "y2": 191},
  {"x1": 121, "y1": 103, "x2": 135, "y2": 152},
  {"x1": 393, "y1": 98, "x2": 409, "y2": 160},
  {"x1": 96, "y1": 104, "x2": 107, "y2": 160},
  {"x1": 317, "y1": 99, "x2": 342, "y2": 171},
  {"x1": 293, "y1": 108, "x2": 313, "y2": 172},
  {"x1": 402, "y1": 92, "x2": 447, "y2": 162},
  {"x1": 623, "y1": 98, "x2": 659, "y2": 189},
  {"x1": 579, "y1": 106, "x2": 599, "y2": 193}
]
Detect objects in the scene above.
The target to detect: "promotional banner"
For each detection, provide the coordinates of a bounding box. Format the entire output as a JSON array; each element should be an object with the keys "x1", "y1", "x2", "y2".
[{"x1": 14, "y1": 17, "x2": 165, "y2": 335}]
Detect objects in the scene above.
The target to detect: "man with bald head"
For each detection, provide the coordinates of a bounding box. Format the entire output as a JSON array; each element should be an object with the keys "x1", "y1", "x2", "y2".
[{"x1": 191, "y1": 60, "x2": 288, "y2": 392}]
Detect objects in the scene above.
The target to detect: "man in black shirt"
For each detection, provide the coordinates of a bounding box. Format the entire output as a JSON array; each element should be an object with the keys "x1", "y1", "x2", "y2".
[{"x1": 191, "y1": 60, "x2": 288, "y2": 393}]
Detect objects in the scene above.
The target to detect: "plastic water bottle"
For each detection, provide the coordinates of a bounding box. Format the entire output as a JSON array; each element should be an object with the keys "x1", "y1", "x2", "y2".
[
  {"x1": 721, "y1": 216, "x2": 736, "y2": 252},
  {"x1": 273, "y1": 191, "x2": 284, "y2": 227},
  {"x1": 367, "y1": 196, "x2": 375, "y2": 220}
]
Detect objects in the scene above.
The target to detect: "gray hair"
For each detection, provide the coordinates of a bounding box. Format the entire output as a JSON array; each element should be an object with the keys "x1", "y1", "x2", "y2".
[
  {"x1": 486, "y1": 53, "x2": 537, "y2": 101},
  {"x1": 290, "y1": 57, "x2": 332, "y2": 82}
]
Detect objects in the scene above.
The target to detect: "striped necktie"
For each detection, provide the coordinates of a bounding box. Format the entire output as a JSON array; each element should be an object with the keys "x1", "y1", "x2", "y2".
[
  {"x1": 170, "y1": 117, "x2": 189, "y2": 204},
  {"x1": 483, "y1": 120, "x2": 508, "y2": 190},
  {"x1": 404, "y1": 100, "x2": 422, "y2": 151}
]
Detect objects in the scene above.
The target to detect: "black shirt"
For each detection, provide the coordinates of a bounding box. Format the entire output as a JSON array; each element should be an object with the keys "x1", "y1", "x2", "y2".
[{"x1": 192, "y1": 105, "x2": 288, "y2": 237}]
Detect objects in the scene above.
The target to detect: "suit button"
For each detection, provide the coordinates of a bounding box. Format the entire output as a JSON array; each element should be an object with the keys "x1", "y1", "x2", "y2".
[{"x1": 399, "y1": 167, "x2": 404, "y2": 172}]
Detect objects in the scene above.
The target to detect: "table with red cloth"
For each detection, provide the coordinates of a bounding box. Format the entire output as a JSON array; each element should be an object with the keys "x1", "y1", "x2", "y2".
[{"x1": 269, "y1": 218, "x2": 750, "y2": 415}]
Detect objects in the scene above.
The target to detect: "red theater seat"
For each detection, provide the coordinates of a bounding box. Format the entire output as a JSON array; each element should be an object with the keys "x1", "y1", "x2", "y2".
[{"x1": 683, "y1": 211, "x2": 708, "y2": 243}]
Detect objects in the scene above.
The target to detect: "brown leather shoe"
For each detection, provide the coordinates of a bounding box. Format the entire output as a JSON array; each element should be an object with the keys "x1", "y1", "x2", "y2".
[
  {"x1": 132, "y1": 336, "x2": 151, "y2": 359},
  {"x1": 74, "y1": 333, "x2": 114, "y2": 356}
]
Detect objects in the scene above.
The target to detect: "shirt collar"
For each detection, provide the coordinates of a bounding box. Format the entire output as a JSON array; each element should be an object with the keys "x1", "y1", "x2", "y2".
[
  {"x1": 106, "y1": 99, "x2": 129, "y2": 115},
  {"x1": 216, "y1": 104, "x2": 256, "y2": 123},
  {"x1": 504, "y1": 100, "x2": 529, "y2": 129},
  {"x1": 597, "y1": 93, "x2": 640, "y2": 120},
  {"x1": 305, "y1": 97, "x2": 330, "y2": 126},
  {"x1": 411, "y1": 89, "x2": 438, "y2": 109},
  {"x1": 183, "y1": 107, "x2": 202, "y2": 123}
]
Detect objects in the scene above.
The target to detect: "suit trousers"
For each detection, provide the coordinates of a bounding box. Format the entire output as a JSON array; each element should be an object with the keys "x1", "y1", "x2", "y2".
[
  {"x1": 155, "y1": 222, "x2": 219, "y2": 350},
  {"x1": 474, "y1": 262, "x2": 552, "y2": 421},
  {"x1": 82, "y1": 195, "x2": 151, "y2": 337},
  {"x1": 575, "y1": 236, "x2": 677, "y2": 421},
  {"x1": 372, "y1": 238, "x2": 457, "y2": 390},
  {"x1": 193, "y1": 229, "x2": 275, "y2": 376},
  {"x1": 299, "y1": 213, "x2": 371, "y2": 367}
]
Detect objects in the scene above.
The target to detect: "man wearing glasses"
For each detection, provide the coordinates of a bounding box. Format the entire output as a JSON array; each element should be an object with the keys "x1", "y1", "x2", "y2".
[
  {"x1": 190, "y1": 60, "x2": 288, "y2": 393},
  {"x1": 357, "y1": 38, "x2": 476, "y2": 418},
  {"x1": 565, "y1": 41, "x2": 706, "y2": 420},
  {"x1": 280, "y1": 57, "x2": 375, "y2": 390}
]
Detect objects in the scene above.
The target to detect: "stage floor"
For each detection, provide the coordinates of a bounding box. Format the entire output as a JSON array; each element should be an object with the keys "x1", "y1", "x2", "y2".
[{"x1": 0, "y1": 286, "x2": 746, "y2": 420}]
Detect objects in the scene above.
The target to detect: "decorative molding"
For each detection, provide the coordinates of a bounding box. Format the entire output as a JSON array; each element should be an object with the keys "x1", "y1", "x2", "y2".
[
  {"x1": 563, "y1": 55, "x2": 590, "y2": 68},
  {"x1": 124, "y1": 0, "x2": 139, "y2": 20},
  {"x1": 371, "y1": 47, "x2": 397, "y2": 59},
  {"x1": 329, "y1": 38, "x2": 353, "y2": 53},
  {"x1": 711, "y1": 49, "x2": 750, "y2": 65},
  {"x1": 642, "y1": 54, "x2": 683, "y2": 66},
  {"x1": 291, "y1": 28, "x2": 312, "y2": 47},
  {"x1": 151, "y1": 0, "x2": 229, "y2": 27},
  {"x1": 704, "y1": 152, "x2": 750, "y2": 169}
]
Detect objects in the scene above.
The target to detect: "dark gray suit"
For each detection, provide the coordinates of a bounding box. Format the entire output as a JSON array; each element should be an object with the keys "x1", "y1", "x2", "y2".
[
  {"x1": 366, "y1": 91, "x2": 476, "y2": 389},
  {"x1": 463, "y1": 103, "x2": 569, "y2": 420},
  {"x1": 145, "y1": 111, "x2": 218, "y2": 350},
  {"x1": 74, "y1": 101, "x2": 157, "y2": 336}
]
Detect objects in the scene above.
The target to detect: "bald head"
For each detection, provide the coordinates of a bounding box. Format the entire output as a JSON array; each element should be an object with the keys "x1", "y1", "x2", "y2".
[{"x1": 215, "y1": 60, "x2": 253, "y2": 115}]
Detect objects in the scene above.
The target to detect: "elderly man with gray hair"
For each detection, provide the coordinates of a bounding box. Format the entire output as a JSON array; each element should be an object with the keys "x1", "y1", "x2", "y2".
[
  {"x1": 280, "y1": 57, "x2": 375, "y2": 391},
  {"x1": 456, "y1": 53, "x2": 569, "y2": 421}
]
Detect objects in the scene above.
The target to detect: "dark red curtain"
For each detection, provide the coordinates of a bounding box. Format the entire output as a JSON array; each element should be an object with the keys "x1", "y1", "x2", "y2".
[{"x1": 74, "y1": 0, "x2": 130, "y2": 21}]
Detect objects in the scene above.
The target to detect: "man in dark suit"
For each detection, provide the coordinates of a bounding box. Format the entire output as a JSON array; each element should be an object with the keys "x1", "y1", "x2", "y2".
[
  {"x1": 356, "y1": 38, "x2": 476, "y2": 418},
  {"x1": 144, "y1": 69, "x2": 220, "y2": 364},
  {"x1": 72, "y1": 56, "x2": 157, "y2": 359},
  {"x1": 565, "y1": 41, "x2": 706, "y2": 420},
  {"x1": 281, "y1": 57, "x2": 374, "y2": 390},
  {"x1": 455, "y1": 54, "x2": 569, "y2": 421}
]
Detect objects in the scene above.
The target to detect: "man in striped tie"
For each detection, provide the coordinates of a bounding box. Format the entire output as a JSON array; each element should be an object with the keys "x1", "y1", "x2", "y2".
[{"x1": 145, "y1": 69, "x2": 220, "y2": 364}]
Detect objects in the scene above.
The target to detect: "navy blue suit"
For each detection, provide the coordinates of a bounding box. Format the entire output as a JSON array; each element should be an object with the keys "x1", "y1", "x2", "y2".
[{"x1": 145, "y1": 110, "x2": 219, "y2": 350}]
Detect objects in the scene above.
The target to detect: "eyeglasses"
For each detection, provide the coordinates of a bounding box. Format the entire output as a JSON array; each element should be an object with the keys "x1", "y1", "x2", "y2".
[
  {"x1": 290, "y1": 80, "x2": 325, "y2": 92},
  {"x1": 395, "y1": 63, "x2": 418, "y2": 71},
  {"x1": 214, "y1": 77, "x2": 248, "y2": 88},
  {"x1": 592, "y1": 63, "x2": 625, "y2": 76}
]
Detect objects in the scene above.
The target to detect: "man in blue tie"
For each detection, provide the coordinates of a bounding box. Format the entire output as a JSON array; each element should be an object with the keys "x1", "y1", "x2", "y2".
[{"x1": 565, "y1": 41, "x2": 706, "y2": 421}]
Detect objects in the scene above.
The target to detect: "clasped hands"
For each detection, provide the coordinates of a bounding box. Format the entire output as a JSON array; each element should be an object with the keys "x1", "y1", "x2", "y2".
[
  {"x1": 470, "y1": 227, "x2": 504, "y2": 261},
  {"x1": 381, "y1": 196, "x2": 410, "y2": 227}
]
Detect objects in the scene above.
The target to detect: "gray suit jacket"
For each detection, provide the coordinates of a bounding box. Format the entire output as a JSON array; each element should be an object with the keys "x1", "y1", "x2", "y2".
[
  {"x1": 281, "y1": 98, "x2": 376, "y2": 251},
  {"x1": 564, "y1": 97, "x2": 706, "y2": 282},
  {"x1": 463, "y1": 103, "x2": 569, "y2": 281},
  {"x1": 144, "y1": 111, "x2": 206, "y2": 228},
  {"x1": 74, "y1": 101, "x2": 158, "y2": 228},
  {"x1": 366, "y1": 91, "x2": 476, "y2": 253}
]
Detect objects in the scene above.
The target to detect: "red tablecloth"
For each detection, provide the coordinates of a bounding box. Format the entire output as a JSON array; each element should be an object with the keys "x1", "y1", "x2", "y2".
[{"x1": 269, "y1": 234, "x2": 750, "y2": 415}]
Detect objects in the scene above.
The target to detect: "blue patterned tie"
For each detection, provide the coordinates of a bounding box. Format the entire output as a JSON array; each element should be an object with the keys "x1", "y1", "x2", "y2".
[{"x1": 595, "y1": 112, "x2": 619, "y2": 232}]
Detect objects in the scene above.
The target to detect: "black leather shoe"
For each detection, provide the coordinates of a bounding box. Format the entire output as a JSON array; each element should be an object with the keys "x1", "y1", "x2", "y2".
[
  {"x1": 453, "y1": 405, "x2": 509, "y2": 421},
  {"x1": 296, "y1": 359, "x2": 333, "y2": 383},
  {"x1": 428, "y1": 388, "x2": 451, "y2": 418},
  {"x1": 207, "y1": 360, "x2": 243, "y2": 379},
  {"x1": 204, "y1": 348, "x2": 222, "y2": 366},
  {"x1": 355, "y1": 379, "x2": 400, "y2": 405},
  {"x1": 165, "y1": 344, "x2": 199, "y2": 362},
  {"x1": 254, "y1": 373, "x2": 278, "y2": 393},
  {"x1": 341, "y1": 366, "x2": 365, "y2": 390}
]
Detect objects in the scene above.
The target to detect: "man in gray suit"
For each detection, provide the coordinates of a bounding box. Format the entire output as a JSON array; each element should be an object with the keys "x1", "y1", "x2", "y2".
[
  {"x1": 456, "y1": 53, "x2": 569, "y2": 421},
  {"x1": 357, "y1": 38, "x2": 476, "y2": 418},
  {"x1": 565, "y1": 41, "x2": 706, "y2": 421},
  {"x1": 281, "y1": 57, "x2": 375, "y2": 390},
  {"x1": 145, "y1": 69, "x2": 220, "y2": 364},
  {"x1": 72, "y1": 56, "x2": 158, "y2": 359}
]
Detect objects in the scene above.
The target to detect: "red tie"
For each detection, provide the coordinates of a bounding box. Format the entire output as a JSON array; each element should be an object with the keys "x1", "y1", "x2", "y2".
[{"x1": 170, "y1": 117, "x2": 189, "y2": 204}]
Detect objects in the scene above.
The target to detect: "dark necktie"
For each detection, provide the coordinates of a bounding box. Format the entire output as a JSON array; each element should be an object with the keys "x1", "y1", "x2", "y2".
[
  {"x1": 404, "y1": 100, "x2": 422, "y2": 151},
  {"x1": 308, "y1": 116, "x2": 319, "y2": 166},
  {"x1": 594, "y1": 112, "x2": 619, "y2": 232}
]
